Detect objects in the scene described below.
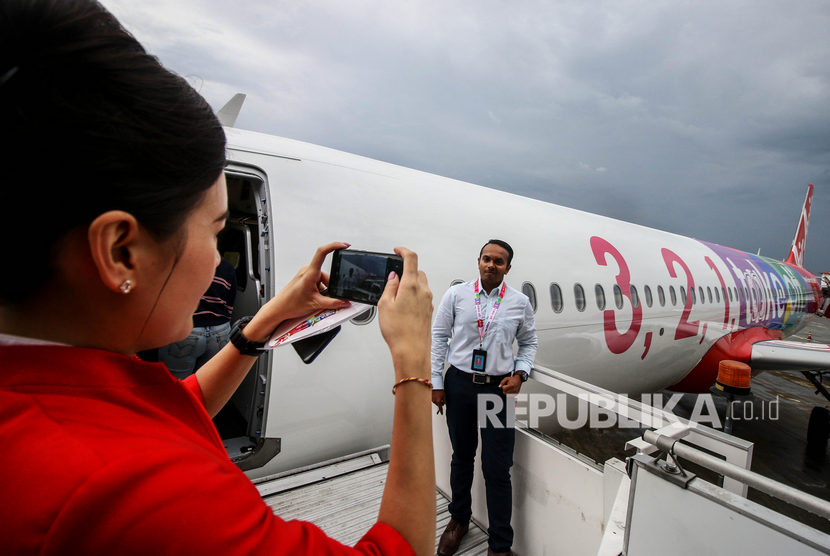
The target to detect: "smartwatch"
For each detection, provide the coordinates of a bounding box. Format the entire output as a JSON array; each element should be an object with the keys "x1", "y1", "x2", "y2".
[
  {"x1": 230, "y1": 316, "x2": 266, "y2": 356},
  {"x1": 514, "y1": 370, "x2": 529, "y2": 382}
]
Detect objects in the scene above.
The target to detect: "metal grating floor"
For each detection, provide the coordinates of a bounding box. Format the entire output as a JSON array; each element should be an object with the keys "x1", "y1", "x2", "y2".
[{"x1": 262, "y1": 462, "x2": 490, "y2": 554}]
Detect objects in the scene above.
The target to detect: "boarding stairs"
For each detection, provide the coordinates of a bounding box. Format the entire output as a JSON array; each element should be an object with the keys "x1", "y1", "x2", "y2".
[
  {"x1": 254, "y1": 365, "x2": 830, "y2": 555},
  {"x1": 255, "y1": 448, "x2": 490, "y2": 554}
]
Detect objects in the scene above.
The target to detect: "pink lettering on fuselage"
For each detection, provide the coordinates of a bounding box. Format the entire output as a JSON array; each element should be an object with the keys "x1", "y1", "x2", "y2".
[
  {"x1": 705, "y1": 256, "x2": 729, "y2": 330},
  {"x1": 590, "y1": 236, "x2": 643, "y2": 354},
  {"x1": 661, "y1": 249, "x2": 700, "y2": 340}
]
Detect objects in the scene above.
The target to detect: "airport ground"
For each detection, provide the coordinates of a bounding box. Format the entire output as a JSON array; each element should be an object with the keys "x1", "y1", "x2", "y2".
[{"x1": 545, "y1": 315, "x2": 830, "y2": 534}]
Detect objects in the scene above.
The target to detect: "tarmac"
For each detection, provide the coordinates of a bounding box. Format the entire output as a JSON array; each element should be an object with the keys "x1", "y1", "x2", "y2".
[{"x1": 545, "y1": 314, "x2": 830, "y2": 535}]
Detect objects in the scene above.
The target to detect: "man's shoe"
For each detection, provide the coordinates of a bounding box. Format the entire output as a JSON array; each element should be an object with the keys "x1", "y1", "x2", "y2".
[
  {"x1": 437, "y1": 518, "x2": 469, "y2": 556},
  {"x1": 487, "y1": 549, "x2": 513, "y2": 556}
]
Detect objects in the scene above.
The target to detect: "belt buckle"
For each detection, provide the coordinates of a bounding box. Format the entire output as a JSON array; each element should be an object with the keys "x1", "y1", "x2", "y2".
[{"x1": 472, "y1": 373, "x2": 487, "y2": 385}]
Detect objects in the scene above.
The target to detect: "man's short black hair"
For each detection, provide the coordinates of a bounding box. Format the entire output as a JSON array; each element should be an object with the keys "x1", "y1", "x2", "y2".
[{"x1": 480, "y1": 239, "x2": 514, "y2": 265}]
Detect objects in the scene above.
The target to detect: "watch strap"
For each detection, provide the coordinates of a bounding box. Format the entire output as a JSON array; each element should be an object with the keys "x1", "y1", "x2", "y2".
[
  {"x1": 513, "y1": 370, "x2": 529, "y2": 382},
  {"x1": 230, "y1": 316, "x2": 265, "y2": 356}
]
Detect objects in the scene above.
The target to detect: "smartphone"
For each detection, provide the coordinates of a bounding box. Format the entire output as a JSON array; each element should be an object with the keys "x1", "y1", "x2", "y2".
[{"x1": 328, "y1": 249, "x2": 403, "y2": 306}]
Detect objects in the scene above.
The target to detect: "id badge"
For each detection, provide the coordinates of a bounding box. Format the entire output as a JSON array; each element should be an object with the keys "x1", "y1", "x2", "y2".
[{"x1": 471, "y1": 349, "x2": 487, "y2": 372}]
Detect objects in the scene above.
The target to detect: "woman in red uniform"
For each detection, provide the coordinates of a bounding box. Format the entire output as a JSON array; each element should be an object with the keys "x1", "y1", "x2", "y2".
[{"x1": 0, "y1": 1, "x2": 434, "y2": 554}]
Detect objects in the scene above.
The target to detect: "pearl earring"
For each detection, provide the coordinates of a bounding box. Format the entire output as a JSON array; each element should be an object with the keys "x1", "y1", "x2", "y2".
[{"x1": 119, "y1": 279, "x2": 133, "y2": 294}]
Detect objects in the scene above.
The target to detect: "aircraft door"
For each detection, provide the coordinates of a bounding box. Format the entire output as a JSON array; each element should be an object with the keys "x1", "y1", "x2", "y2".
[{"x1": 218, "y1": 168, "x2": 279, "y2": 470}]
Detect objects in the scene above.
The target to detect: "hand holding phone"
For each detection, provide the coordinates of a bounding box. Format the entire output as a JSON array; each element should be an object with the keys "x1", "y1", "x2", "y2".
[
  {"x1": 245, "y1": 241, "x2": 352, "y2": 342},
  {"x1": 328, "y1": 249, "x2": 404, "y2": 306}
]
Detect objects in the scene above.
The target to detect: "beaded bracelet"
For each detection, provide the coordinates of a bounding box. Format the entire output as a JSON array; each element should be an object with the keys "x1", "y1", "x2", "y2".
[{"x1": 392, "y1": 376, "x2": 433, "y2": 395}]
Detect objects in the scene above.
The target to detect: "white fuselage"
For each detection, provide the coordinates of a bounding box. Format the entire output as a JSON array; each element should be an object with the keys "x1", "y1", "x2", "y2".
[{"x1": 226, "y1": 128, "x2": 819, "y2": 476}]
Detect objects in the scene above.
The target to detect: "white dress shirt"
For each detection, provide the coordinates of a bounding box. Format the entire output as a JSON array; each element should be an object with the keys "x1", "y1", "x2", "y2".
[{"x1": 431, "y1": 279, "x2": 538, "y2": 390}]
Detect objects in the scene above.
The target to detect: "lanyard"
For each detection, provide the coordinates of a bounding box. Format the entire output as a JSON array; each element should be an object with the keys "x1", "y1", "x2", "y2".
[{"x1": 474, "y1": 280, "x2": 507, "y2": 348}]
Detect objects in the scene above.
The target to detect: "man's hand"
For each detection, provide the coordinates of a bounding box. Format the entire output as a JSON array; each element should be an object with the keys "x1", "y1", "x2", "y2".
[
  {"x1": 499, "y1": 374, "x2": 522, "y2": 394},
  {"x1": 432, "y1": 389, "x2": 445, "y2": 414}
]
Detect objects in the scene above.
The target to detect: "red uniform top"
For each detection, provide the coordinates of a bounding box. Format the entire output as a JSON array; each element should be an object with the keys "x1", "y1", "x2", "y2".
[{"x1": 0, "y1": 344, "x2": 413, "y2": 555}]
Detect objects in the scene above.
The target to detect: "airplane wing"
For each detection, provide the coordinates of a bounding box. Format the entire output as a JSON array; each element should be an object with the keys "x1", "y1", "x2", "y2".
[{"x1": 750, "y1": 339, "x2": 830, "y2": 371}]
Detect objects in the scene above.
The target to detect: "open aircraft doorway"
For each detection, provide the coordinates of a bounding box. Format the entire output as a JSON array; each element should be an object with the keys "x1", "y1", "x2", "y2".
[{"x1": 217, "y1": 167, "x2": 279, "y2": 470}]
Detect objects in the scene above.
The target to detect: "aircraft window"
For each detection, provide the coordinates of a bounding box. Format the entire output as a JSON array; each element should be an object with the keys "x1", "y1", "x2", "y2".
[
  {"x1": 522, "y1": 282, "x2": 538, "y2": 313},
  {"x1": 699, "y1": 287, "x2": 705, "y2": 304},
  {"x1": 574, "y1": 283, "x2": 586, "y2": 312},
  {"x1": 657, "y1": 285, "x2": 666, "y2": 307},
  {"x1": 550, "y1": 283, "x2": 564, "y2": 313},
  {"x1": 595, "y1": 284, "x2": 606, "y2": 311},
  {"x1": 630, "y1": 285, "x2": 640, "y2": 309},
  {"x1": 707, "y1": 287, "x2": 712, "y2": 304},
  {"x1": 714, "y1": 287, "x2": 720, "y2": 303},
  {"x1": 670, "y1": 286, "x2": 677, "y2": 305},
  {"x1": 450, "y1": 279, "x2": 464, "y2": 287},
  {"x1": 691, "y1": 287, "x2": 696, "y2": 305},
  {"x1": 613, "y1": 284, "x2": 623, "y2": 309},
  {"x1": 680, "y1": 286, "x2": 686, "y2": 305},
  {"x1": 644, "y1": 285, "x2": 653, "y2": 308}
]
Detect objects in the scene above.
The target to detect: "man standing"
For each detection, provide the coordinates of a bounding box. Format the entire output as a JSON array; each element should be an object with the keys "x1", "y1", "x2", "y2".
[{"x1": 432, "y1": 240, "x2": 538, "y2": 556}]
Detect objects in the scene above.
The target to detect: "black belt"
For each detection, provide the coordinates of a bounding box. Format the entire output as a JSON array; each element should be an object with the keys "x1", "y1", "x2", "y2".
[{"x1": 452, "y1": 366, "x2": 511, "y2": 385}]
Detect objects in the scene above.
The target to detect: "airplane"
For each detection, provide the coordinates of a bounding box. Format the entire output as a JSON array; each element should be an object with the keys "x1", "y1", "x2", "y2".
[{"x1": 211, "y1": 97, "x2": 828, "y2": 479}]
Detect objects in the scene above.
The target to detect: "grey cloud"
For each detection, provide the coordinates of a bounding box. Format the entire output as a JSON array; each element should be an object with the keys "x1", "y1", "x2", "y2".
[{"x1": 102, "y1": 0, "x2": 830, "y2": 272}]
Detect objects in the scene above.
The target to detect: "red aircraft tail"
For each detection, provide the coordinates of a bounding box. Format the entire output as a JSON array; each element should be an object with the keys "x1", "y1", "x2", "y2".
[{"x1": 785, "y1": 183, "x2": 814, "y2": 268}]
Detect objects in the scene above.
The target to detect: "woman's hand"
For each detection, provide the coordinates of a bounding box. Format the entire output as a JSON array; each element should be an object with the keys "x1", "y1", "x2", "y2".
[
  {"x1": 378, "y1": 247, "x2": 433, "y2": 377},
  {"x1": 377, "y1": 247, "x2": 436, "y2": 555},
  {"x1": 242, "y1": 242, "x2": 352, "y2": 342}
]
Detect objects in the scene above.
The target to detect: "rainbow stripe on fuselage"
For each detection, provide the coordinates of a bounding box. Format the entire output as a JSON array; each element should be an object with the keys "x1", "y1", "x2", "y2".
[{"x1": 698, "y1": 240, "x2": 819, "y2": 335}]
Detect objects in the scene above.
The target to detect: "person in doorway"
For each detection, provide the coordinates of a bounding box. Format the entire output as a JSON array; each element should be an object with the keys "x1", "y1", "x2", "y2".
[
  {"x1": 159, "y1": 258, "x2": 237, "y2": 379},
  {"x1": 431, "y1": 240, "x2": 538, "y2": 556}
]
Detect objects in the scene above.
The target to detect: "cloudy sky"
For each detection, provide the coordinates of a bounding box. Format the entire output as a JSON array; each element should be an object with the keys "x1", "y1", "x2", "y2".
[{"x1": 102, "y1": 0, "x2": 830, "y2": 272}]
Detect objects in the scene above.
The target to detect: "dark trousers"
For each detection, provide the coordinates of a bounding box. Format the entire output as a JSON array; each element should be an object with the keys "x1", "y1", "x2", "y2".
[{"x1": 445, "y1": 366, "x2": 515, "y2": 552}]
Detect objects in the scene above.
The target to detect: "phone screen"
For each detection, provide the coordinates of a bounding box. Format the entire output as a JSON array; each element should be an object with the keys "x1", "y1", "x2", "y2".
[{"x1": 328, "y1": 249, "x2": 404, "y2": 306}]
